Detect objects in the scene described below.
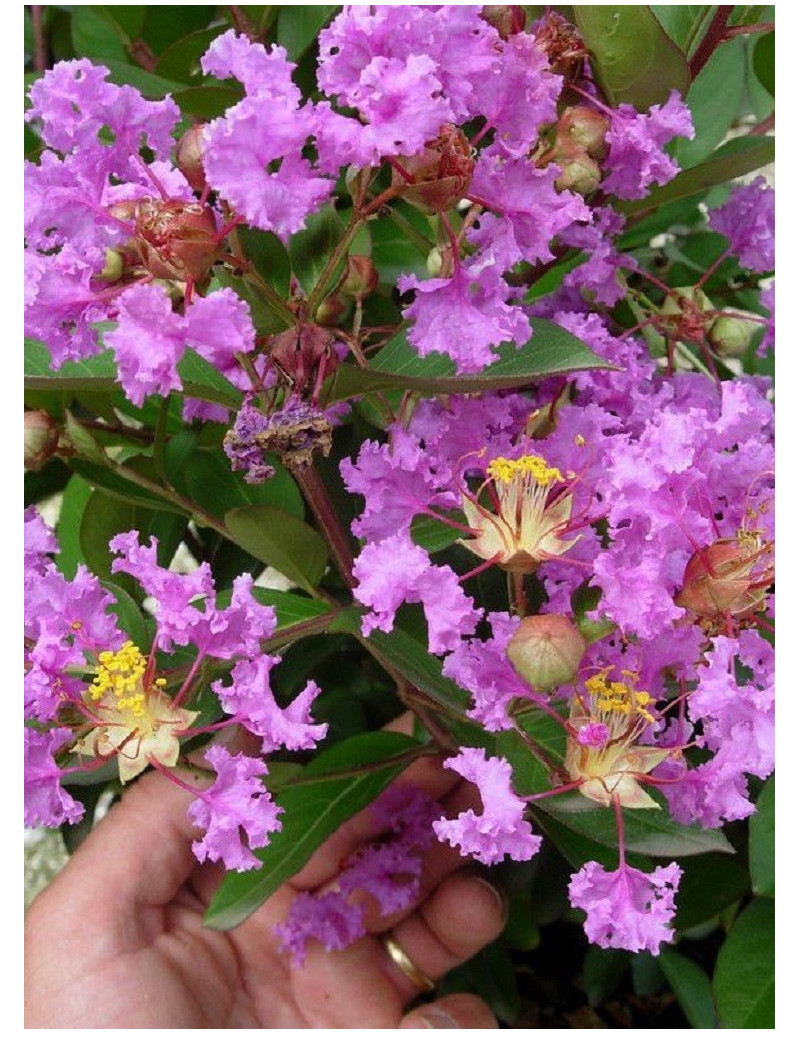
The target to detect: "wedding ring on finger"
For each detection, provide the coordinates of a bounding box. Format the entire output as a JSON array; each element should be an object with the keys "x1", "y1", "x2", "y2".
[{"x1": 381, "y1": 934, "x2": 436, "y2": 993}]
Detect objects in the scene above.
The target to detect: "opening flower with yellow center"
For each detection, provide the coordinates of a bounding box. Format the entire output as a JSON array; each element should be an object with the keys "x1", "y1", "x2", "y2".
[
  {"x1": 73, "y1": 641, "x2": 199, "y2": 784},
  {"x1": 459, "y1": 454, "x2": 581, "y2": 574},
  {"x1": 564, "y1": 668, "x2": 669, "y2": 810}
]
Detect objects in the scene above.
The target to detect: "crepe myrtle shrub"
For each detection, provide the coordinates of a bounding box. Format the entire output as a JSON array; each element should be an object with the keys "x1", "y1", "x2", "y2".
[{"x1": 24, "y1": 4, "x2": 774, "y2": 1028}]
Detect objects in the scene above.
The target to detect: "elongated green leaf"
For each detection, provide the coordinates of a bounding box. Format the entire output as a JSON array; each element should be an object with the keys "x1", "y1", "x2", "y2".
[
  {"x1": 205, "y1": 732, "x2": 424, "y2": 930},
  {"x1": 675, "y1": 40, "x2": 747, "y2": 167},
  {"x1": 673, "y1": 852, "x2": 751, "y2": 930},
  {"x1": 713, "y1": 899, "x2": 775, "y2": 1028},
  {"x1": 749, "y1": 774, "x2": 775, "y2": 897},
  {"x1": 25, "y1": 341, "x2": 242, "y2": 409},
  {"x1": 358, "y1": 625, "x2": 470, "y2": 714},
  {"x1": 69, "y1": 458, "x2": 185, "y2": 514},
  {"x1": 753, "y1": 30, "x2": 775, "y2": 95},
  {"x1": 619, "y1": 136, "x2": 775, "y2": 214},
  {"x1": 72, "y1": 6, "x2": 127, "y2": 61},
  {"x1": 658, "y1": 948, "x2": 718, "y2": 1029},
  {"x1": 92, "y1": 5, "x2": 147, "y2": 41},
  {"x1": 288, "y1": 204, "x2": 346, "y2": 295},
  {"x1": 173, "y1": 85, "x2": 243, "y2": 119},
  {"x1": 56, "y1": 475, "x2": 93, "y2": 578},
  {"x1": 276, "y1": 5, "x2": 338, "y2": 60},
  {"x1": 327, "y1": 321, "x2": 611, "y2": 402},
  {"x1": 154, "y1": 27, "x2": 223, "y2": 82},
  {"x1": 651, "y1": 6, "x2": 713, "y2": 53},
  {"x1": 540, "y1": 798, "x2": 734, "y2": 857},
  {"x1": 248, "y1": 588, "x2": 336, "y2": 633},
  {"x1": 574, "y1": 7, "x2": 691, "y2": 109},
  {"x1": 101, "y1": 580, "x2": 151, "y2": 649},
  {"x1": 582, "y1": 946, "x2": 630, "y2": 1007},
  {"x1": 224, "y1": 504, "x2": 329, "y2": 592},
  {"x1": 179, "y1": 449, "x2": 304, "y2": 521},
  {"x1": 103, "y1": 59, "x2": 185, "y2": 97}
]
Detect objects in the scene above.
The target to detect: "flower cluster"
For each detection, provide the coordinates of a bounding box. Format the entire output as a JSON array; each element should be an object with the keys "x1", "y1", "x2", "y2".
[{"x1": 24, "y1": 509, "x2": 327, "y2": 871}]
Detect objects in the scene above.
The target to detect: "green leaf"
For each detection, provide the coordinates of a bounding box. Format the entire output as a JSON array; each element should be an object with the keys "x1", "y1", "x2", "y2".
[
  {"x1": 674, "y1": 40, "x2": 747, "y2": 167},
  {"x1": 357, "y1": 626, "x2": 470, "y2": 714},
  {"x1": 753, "y1": 31, "x2": 775, "y2": 95},
  {"x1": 92, "y1": 5, "x2": 146, "y2": 41},
  {"x1": 72, "y1": 6, "x2": 128, "y2": 61},
  {"x1": 410, "y1": 514, "x2": 462, "y2": 553},
  {"x1": 237, "y1": 227, "x2": 292, "y2": 299},
  {"x1": 101, "y1": 580, "x2": 151, "y2": 649},
  {"x1": 570, "y1": 582, "x2": 616, "y2": 645},
  {"x1": 658, "y1": 948, "x2": 718, "y2": 1028},
  {"x1": 178, "y1": 449, "x2": 304, "y2": 521},
  {"x1": 327, "y1": 321, "x2": 612, "y2": 402},
  {"x1": 540, "y1": 798, "x2": 735, "y2": 857},
  {"x1": 246, "y1": 587, "x2": 335, "y2": 633},
  {"x1": 172, "y1": 85, "x2": 244, "y2": 120},
  {"x1": 288, "y1": 204, "x2": 346, "y2": 295},
  {"x1": 582, "y1": 946, "x2": 630, "y2": 1006},
  {"x1": 69, "y1": 458, "x2": 185, "y2": 514},
  {"x1": 574, "y1": 6, "x2": 691, "y2": 109},
  {"x1": 713, "y1": 899, "x2": 775, "y2": 1028},
  {"x1": 56, "y1": 475, "x2": 93, "y2": 578},
  {"x1": 63, "y1": 411, "x2": 107, "y2": 464},
  {"x1": 224, "y1": 504, "x2": 329, "y2": 592},
  {"x1": 140, "y1": 5, "x2": 215, "y2": 54},
  {"x1": 749, "y1": 773, "x2": 775, "y2": 897},
  {"x1": 103, "y1": 59, "x2": 185, "y2": 97},
  {"x1": 673, "y1": 852, "x2": 751, "y2": 930},
  {"x1": 619, "y1": 136, "x2": 775, "y2": 214},
  {"x1": 25, "y1": 340, "x2": 242, "y2": 410},
  {"x1": 154, "y1": 27, "x2": 224, "y2": 82},
  {"x1": 370, "y1": 206, "x2": 433, "y2": 284},
  {"x1": 204, "y1": 731, "x2": 424, "y2": 930},
  {"x1": 651, "y1": 7, "x2": 713, "y2": 52},
  {"x1": 276, "y1": 5, "x2": 338, "y2": 60}
]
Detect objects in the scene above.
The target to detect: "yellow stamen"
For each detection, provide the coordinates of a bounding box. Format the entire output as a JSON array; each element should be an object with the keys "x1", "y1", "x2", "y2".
[{"x1": 486, "y1": 454, "x2": 564, "y2": 487}]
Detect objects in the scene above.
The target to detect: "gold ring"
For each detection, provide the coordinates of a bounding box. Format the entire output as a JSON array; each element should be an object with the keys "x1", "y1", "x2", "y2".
[{"x1": 381, "y1": 934, "x2": 436, "y2": 993}]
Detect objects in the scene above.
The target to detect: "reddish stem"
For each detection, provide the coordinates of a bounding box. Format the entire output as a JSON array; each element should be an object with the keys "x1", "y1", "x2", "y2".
[{"x1": 689, "y1": 7, "x2": 734, "y2": 79}]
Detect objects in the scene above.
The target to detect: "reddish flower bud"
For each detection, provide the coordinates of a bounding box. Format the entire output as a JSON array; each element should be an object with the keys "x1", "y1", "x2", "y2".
[
  {"x1": 130, "y1": 199, "x2": 223, "y2": 283},
  {"x1": 339, "y1": 255, "x2": 379, "y2": 300},
  {"x1": 270, "y1": 323, "x2": 339, "y2": 400},
  {"x1": 315, "y1": 294, "x2": 349, "y2": 326},
  {"x1": 480, "y1": 5, "x2": 526, "y2": 38},
  {"x1": 675, "y1": 537, "x2": 774, "y2": 620},
  {"x1": 391, "y1": 125, "x2": 474, "y2": 214},
  {"x1": 533, "y1": 12, "x2": 589, "y2": 78},
  {"x1": 660, "y1": 286, "x2": 715, "y2": 345},
  {"x1": 176, "y1": 124, "x2": 208, "y2": 193},
  {"x1": 24, "y1": 410, "x2": 60, "y2": 471},
  {"x1": 506, "y1": 614, "x2": 586, "y2": 691},
  {"x1": 555, "y1": 107, "x2": 610, "y2": 162}
]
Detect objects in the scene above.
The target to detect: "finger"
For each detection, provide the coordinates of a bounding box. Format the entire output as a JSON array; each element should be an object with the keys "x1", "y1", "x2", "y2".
[
  {"x1": 400, "y1": 994, "x2": 499, "y2": 1029},
  {"x1": 380, "y1": 870, "x2": 507, "y2": 1003},
  {"x1": 288, "y1": 749, "x2": 461, "y2": 891},
  {"x1": 359, "y1": 776, "x2": 483, "y2": 934},
  {"x1": 56, "y1": 767, "x2": 202, "y2": 914}
]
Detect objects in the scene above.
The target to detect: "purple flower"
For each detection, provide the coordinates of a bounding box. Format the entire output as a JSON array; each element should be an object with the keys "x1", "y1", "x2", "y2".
[
  {"x1": 400, "y1": 259, "x2": 531, "y2": 374},
  {"x1": 708, "y1": 178, "x2": 775, "y2": 272},
  {"x1": 24, "y1": 727, "x2": 84, "y2": 828},
  {"x1": 275, "y1": 786, "x2": 438, "y2": 965},
  {"x1": 188, "y1": 745, "x2": 282, "y2": 872},
  {"x1": 568, "y1": 861, "x2": 682, "y2": 955},
  {"x1": 201, "y1": 32, "x2": 332, "y2": 240},
  {"x1": 433, "y1": 747, "x2": 541, "y2": 865},
  {"x1": 213, "y1": 654, "x2": 327, "y2": 753},
  {"x1": 353, "y1": 533, "x2": 479, "y2": 654},
  {"x1": 602, "y1": 90, "x2": 694, "y2": 200}
]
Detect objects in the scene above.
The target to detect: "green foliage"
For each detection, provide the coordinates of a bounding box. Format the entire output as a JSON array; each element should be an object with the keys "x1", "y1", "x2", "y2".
[
  {"x1": 205, "y1": 731, "x2": 426, "y2": 929},
  {"x1": 713, "y1": 899, "x2": 775, "y2": 1027}
]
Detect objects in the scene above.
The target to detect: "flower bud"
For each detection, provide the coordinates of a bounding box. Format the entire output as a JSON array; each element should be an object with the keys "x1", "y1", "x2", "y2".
[
  {"x1": 506, "y1": 614, "x2": 586, "y2": 691},
  {"x1": 391, "y1": 125, "x2": 474, "y2": 214},
  {"x1": 131, "y1": 199, "x2": 222, "y2": 283},
  {"x1": 315, "y1": 294, "x2": 349, "y2": 326},
  {"x1": 555, "y1": 151, "x2": 601, "y2": 195},
  {"x1": 480, "y1": 5, "x2": 526, "y2": 38},
  {"x1": 270, "y1": 323, "x2": 339, "y2": 399},
  {"x1": 96, "y1": 248, "x2": 125, "y2": 283},
  {"x1": 24, "y1": 410, "x2": 60, "y2": 471},
  {"x1": 660, "y1": 286, "x2": 715, "y2": 344},
  {"x1": 555, "y1": 107, "x2": 610, "y2": 162},
  {"x1": 339, "y1": 255, "x2": 379, "y2": 300},
  {"x1": 426, "y1": 247, "x2": 444, "y2": 277},
  {"x1": 176, "y1": 124, "x2": 208, "y2": 193},
  {"x1": 708, "y1": 314, "x2": 760, "y2": 357},
  {"x1": 675, "y1": 537, "x2": 774, "y2": 619},
  {"x1": 533, "y1": 12, "x2": 588, "y2": 78}
]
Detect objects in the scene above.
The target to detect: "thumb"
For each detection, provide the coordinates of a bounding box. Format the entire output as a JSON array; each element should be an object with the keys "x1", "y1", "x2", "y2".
[{"x1": 399, "y1": 994, "x2": 499, "y2": 1029}]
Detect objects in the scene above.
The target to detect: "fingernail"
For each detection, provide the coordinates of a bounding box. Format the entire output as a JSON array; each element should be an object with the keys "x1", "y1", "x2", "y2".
[
  {"x1": 473, "y1": 876, "x2": 509, "y2": 920},
  {"x1": 419, "y1": 1007, "x2": 459, "y2": 1028}
]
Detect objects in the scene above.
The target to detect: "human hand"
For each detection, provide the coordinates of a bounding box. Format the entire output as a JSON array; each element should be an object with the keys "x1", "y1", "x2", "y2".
[{"x1": 25, "y1": 747, "x2": 506, "y2": 1028}]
